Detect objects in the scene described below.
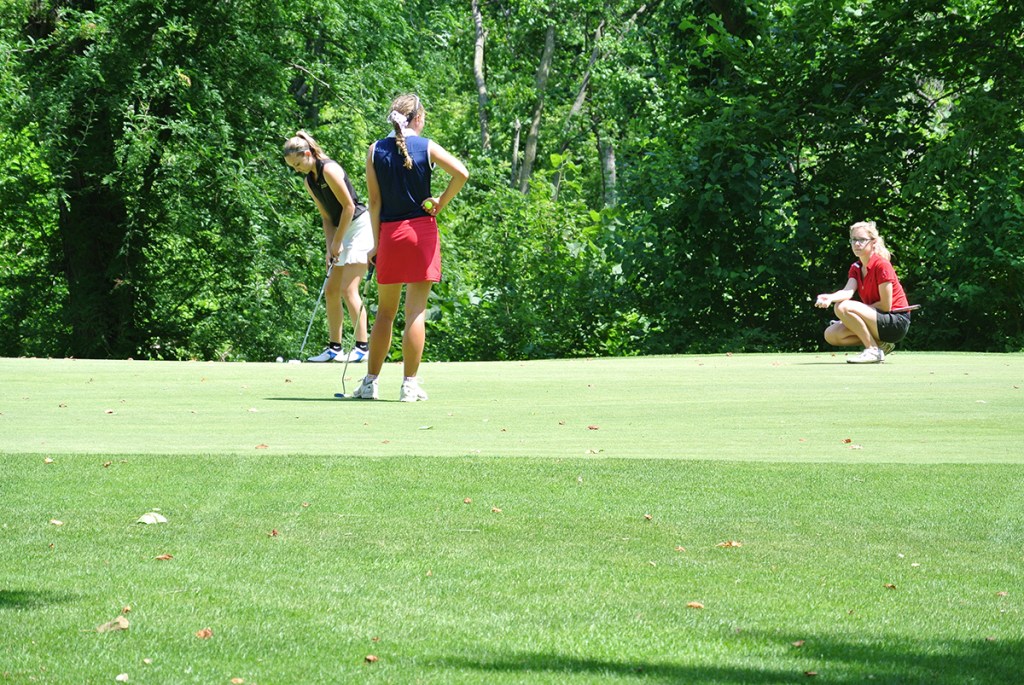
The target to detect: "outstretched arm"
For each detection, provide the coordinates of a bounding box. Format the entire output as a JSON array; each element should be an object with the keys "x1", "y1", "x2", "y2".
[{"x1": 815, "y1": 277, "x2": 858, "y2": 308}]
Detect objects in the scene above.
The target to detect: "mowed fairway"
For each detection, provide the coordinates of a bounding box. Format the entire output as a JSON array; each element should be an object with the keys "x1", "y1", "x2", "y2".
[{"x1": 1, "y1": 353, "x2": 1022, "y2": 684}]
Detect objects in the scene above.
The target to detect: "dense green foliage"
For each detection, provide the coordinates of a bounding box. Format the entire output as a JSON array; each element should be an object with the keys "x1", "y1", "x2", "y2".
[{"x1": 1, "y1": 0, "x2": 1022, "y2": 360}]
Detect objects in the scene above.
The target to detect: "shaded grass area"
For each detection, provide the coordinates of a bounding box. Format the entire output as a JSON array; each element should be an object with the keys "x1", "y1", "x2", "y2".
[{"x1": 2, "y1": 455, "x2": 1022, "y2": 684}]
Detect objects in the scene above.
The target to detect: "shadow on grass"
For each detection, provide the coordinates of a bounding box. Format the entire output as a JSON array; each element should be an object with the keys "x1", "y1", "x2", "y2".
[
  {"x1": 444, "y1": 634, "x2": 1023, "y2": 684},
  {"x1": 0, "y1": 589, "x2": 76, "y2": 610},
  {"x1": 264, "y1": 397, "x2": 341, "y2": 402},
  {"x1": 264, "y1": 396, "x2": 401, "y2": 403}
]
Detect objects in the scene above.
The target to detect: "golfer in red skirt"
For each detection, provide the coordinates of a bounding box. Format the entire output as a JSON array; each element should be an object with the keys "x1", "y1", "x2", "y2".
[{"x1": 352, "y1": 94, "x2": 469, "y2": 401}]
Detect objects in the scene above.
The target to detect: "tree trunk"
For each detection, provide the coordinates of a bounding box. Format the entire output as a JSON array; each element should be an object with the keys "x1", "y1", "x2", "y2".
[
  {"x1": 553, "y1": 20, "x2": 604, "y2": 201},
  {"x1": 517, "y1": 25, "x2": 555, "y2": 194},
  {"x1": 600, "y1": 137, "x2": 617, "y2": 208},
  {"x1": 58, "y1": 113, "x2": 135, "y2": 358},
  {"x1": 511, "y1": 118, "x2": 522, "y2": 186},
  {"x1": 471, "y1": 0, "x2": 491, "y2": 152}
]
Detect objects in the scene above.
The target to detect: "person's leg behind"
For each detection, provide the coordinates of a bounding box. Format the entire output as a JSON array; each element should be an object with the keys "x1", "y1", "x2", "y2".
[
  {"x1": 305, "y1": 265, "x2": 343, "y2": 362},
  {"x1": 337, "y1": 263, "x2": 369, "y2": 343}
]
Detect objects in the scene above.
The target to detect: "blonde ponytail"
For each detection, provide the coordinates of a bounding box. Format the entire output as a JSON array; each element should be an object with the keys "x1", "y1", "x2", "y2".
[{"x1": 283, "y1": 130, "x2": 326, "y2": 160}]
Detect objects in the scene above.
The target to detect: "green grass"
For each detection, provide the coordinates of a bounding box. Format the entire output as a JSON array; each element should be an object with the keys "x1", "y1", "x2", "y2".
[{"x1": 2, "y1": 353, "x2": 1022, "y2": 684}]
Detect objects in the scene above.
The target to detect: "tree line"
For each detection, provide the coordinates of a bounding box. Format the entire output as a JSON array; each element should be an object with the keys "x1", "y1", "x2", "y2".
[{"x1": 2, "y1": 0, "x2": 1022, "y2": 361}]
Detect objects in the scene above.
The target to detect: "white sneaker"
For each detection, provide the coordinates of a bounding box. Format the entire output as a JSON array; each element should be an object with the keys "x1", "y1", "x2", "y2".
[
  {"x1": 351, "y1": 375, "x2": 378, "y2": 399},
  {"x1": 345, "y1": 347, "x2": 368, "y2": 363},
  {"x1": 399, "y1": 378, "x2": 429, "y2": 402},
  {"x1": 847, "y1": 347, "x2": 885, "y2": 364},
  {"x1": 307, "y1": 347, "x2": 342, "y2": 362},
  {"x1": 879, "y1": 341, "x2": 896, "y2": 356}
]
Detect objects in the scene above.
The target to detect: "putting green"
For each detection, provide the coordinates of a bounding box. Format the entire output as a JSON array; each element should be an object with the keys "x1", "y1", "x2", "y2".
[{"x1": 0, "y1": 353, "x2": 1020, "y2": 462}]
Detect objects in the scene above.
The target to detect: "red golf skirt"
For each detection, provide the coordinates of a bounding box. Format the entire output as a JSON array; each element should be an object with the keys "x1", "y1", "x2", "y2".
[{"x1": 376, "y1": 216, "x2": 441, "y2": 284}]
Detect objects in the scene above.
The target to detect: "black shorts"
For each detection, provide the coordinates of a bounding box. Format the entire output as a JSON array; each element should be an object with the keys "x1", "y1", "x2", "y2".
[{"x1": 877, "y1": 311, "x2": 911, "y2": 343}]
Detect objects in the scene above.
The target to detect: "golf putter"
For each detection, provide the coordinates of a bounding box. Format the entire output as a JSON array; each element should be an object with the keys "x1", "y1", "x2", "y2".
[{"x1": 298, "y1": 260, "x2": 335, "y2": 360}]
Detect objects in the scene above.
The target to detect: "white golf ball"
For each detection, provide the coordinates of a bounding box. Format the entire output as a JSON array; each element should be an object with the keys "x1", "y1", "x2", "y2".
[{"x1": 275, "y1": 356, "x2": 284, "y2": 363}]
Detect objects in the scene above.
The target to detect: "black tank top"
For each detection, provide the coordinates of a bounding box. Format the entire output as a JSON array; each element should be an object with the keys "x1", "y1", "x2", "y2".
[{"x1": 306, "y1": 158, "x2": 367, "y2": 226}]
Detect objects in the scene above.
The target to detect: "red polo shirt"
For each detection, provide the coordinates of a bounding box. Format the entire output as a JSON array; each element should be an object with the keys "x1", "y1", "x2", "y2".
[{"x1": 848, "y1": 253, "x2": 909, "y2": 309}]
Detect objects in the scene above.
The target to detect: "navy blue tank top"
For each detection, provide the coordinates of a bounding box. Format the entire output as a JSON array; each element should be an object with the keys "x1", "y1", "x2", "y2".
[
  {"x1": 305, "y1": 158, "x2": 367, "y2": 226},
  {"x1": 372, "y1": 136, "x2": 432, "y2": 222}
]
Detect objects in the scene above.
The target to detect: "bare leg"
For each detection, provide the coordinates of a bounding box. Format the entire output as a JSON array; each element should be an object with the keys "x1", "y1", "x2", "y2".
[
  {"x1": 833, "y1": 300, "x2": 881, "y2": 349},
  {"x1": 368, "y1": 283, "x2": 403, "y2": 376},
  {"x1": 400, "y1": 281, "x2": 434, "y2": 378},
  {"x1": 324, "y1": 267, "x2": 344, "y2": 344},
  {"x1": 336, "y1": 263, "x2": 369, "y2": 343}
]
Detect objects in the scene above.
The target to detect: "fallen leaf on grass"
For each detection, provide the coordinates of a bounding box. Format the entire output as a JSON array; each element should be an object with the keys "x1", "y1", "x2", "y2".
[
  {"x1": 463, "y1": 498, "x2": 472, "y2": 504},
  {"x1": 644, "y1": 514, "x2": 653, "y2": 521},
  {"x1": 44, "y1": 457, "x2": 54, "y2": 464},
  {"x1": 268, "y1": 529, "x2": 279, "y2": 537},
  {"x1": 104, "y1": 409, "x2": 116, "y2": 415},
  {"x1": 103, "y1": 461, "x2": 112, "y2": 468},
  {"x1": 255, "y1": 444, "x2": 269, "y2": 449},
  {"x1": 792, "y1": 640, "x2": 805, "y2": 648},
  {"x1": 154, "y1": 554, "x2": 173, "y2": 561},
  {"x1": 195, "y1": 628, "x2": 213, "y2": 639},
  {"x1": 142, "y1": 659, "x2": 153, "y2": 665},
  {"x1": 996, "y1": 591, "x2": 1008, "y2": 597},
  {"x1": 675, "y1": 546, "x2": 686, "y2": 553},
  {"x1": 491, "y1": 507, "x2": 503, "y2": 513},
  {"x1": 122, "y1": 606, "x2": 131, "y2": 614},
  {"x1": 137, "y1": 512, "x2": 167, "y2": 524},
  {"x1": 588, "y1": 425, "x2": 600, "y2": 430},
  {"x1": 884, "y1": 583, "x2": 897, "y2": 590},
  {"x1": 985, "y1": 636, "x2": 998, "y2": 642},
  {"x1": 115, "y1": 674, "x2": 129, "y2": 682},
  {"x1": 717, "y1": 540, "x2": 743, "y2": 548},
  {"x1": 231, "y1": 679, "x2": 245, "y2": 684},
  {"x1": 97, "y1": 616, "x2": 130, "y2": 633},
  {"x1": 418, "y1": 425, "x2": 433, "y2": 430},
  {"x1": 804, "y1": 671, "x2": 818, "y2": 677},
  {"x1": 686, "y1": 602, "x2": 704, "y2": 609},
  {"x1": 842, "y1": 438, "x2": 852, "y2": 444},
  {"x1": 847, "y1": 444, "x2": 863, "y2": 450},
  {"x1": 365, "y1": 655, "x2": 379, "y2": 663},
  {"x1": 49, "y1": 519, "x2": 63, "y2": 526}
]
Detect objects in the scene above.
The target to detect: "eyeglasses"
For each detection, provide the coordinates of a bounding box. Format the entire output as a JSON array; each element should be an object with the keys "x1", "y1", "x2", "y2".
[{"x1": 849, "y1": 237, "x2": 873, "y2": 245}]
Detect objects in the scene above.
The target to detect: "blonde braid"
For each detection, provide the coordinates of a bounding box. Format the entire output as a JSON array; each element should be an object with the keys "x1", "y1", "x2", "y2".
[{"x1": 387, "y1": 94, "x2": 423, "y2": 170}]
